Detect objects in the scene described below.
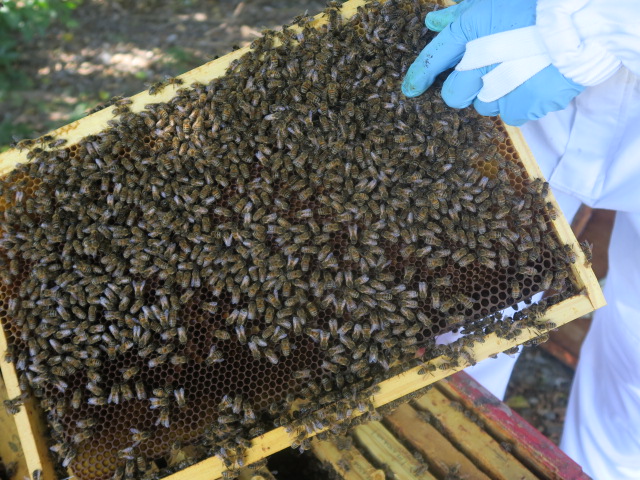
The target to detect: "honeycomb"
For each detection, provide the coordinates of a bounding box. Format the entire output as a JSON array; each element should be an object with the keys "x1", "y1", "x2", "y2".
[{"x1": 0, "y1": 1, "x2": 576, "y2": 479}]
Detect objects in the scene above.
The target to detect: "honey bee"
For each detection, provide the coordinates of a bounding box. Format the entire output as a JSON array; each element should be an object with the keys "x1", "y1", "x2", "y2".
[
  {"x1": 418, "y1": 363, "x2": 437, "y2": 376},
  {"x1": 3, "y1": 395, "x2": 25, "y2": 415},
  {"x1": 425, "y1": 257, "x2": 444, "y2": 269},
  {"x1": 174, "y1": 388, "x2": 186, "y2": 408},
  {"x1": 300, "y1": 80, "x2": 313, "y2": 94},
  {"x1": 87, "y1": 395, "x2": 107, "y2": 407},
  {"x1": 122, "y1": 366, "x2": 140, "y2": 381},
  {"x1": 510, "y1": 279, "x2": 521, "y2": 299},
  {"x1": 495, "y1": 248, "x2": 510, "y2": 268},
  {"x1": 447, "y1": 246, "x2": 467, "y2": 263},
  {"x1": 456, "y1": 294, "x2": 474, "y2": 309},
  {"x1": 431, "y1": 289, "x2": 441, "y2": 310},
  {"x1": 536, "y1": 270, "x2": 553, "y2": 291},
  {"x1": 478, "y1": 255, "x2": 497, "y2": 269},
  {"x1": 264, "y1": 349, "x2": 279, "y2": 365},
  {"x1": 433, "y1": 275, "x2": 451, "y2": 288},
  {"x1": 147, "y1": 80, "x2": 167, "y2": 95},
  {"x1": 120, "y1": 382, "x2": 134, "y2": 401},
  {"x1": 167, "y1": 76, "x2": 184, "y2": 86},
  {"x1": 213, "y1": 329, "x2": 231, "y2": 341},
  {"x1": 156, "y1": 408, "x2": 171, "y2": 428},
  {"x1": 14, "y1": 137, "x2": 36, "y2": 151},
  {"x1": 438, "y1": 297, "x2": 456, "y2": 312},
  {"x1": 321, "y1": 360, "x2": 339, "y2": 374},
  {"x1": 129, "y1": 427, "x2": 151, "y2": 445},
  {"x1": 320, "y1": 330, "x2": 331, "y2": 350},
  {"x1": 552, "y1": 268, "x2": 569, "y2": 286},
  {"x1": 456, "y1": 253, "x2": 474, "y2": 267}
]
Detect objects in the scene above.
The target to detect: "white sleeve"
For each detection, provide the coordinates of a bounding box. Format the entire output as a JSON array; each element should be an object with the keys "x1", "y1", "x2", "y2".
[{"x1": 536, "y1": 0, "x2": 640, "y2": 86}]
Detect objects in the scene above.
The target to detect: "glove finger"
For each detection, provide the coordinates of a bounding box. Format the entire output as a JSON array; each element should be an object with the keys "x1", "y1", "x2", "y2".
[
  {"x1": 441, "y1": 69, "x2": 484, "y2": 108},
  {"x1": 425, "y1": 2, "x2": 470, "y2": 32},
  {"x1": 499, "y1": 65, "x2": 586, "y2": 126},
  {"x1": 500, "y1": 112, "x2": 528, "y2": 127},
  {"x1": 401, "y1": 26, "x2": 467, "y2": 97},
  {"x1": 473, "y1": 97, "x2": 499, "y2": 117},
  {"x1": 498, "y1": 92, "x2": 532, "y2": 126}
]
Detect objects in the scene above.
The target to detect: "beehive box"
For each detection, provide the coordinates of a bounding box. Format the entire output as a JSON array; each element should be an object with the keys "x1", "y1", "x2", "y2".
[
  {"x1": 0, "y1": 0, "x2": 603, "y2": 479},
  {"x1": 311, "y1": 371, "x2": 590, "y2": 480}
]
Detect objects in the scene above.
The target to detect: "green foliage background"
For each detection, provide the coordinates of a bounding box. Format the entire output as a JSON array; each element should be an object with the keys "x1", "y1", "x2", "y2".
[
  {"x1": 0, "y1": 1, "x2": 81, "y2": 148},
  {"x1": 1, "y1": 1, "x2": 81, "y2": 90}
]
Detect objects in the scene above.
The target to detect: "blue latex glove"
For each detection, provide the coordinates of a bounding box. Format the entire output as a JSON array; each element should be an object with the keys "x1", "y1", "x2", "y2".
[{"x1": 401, "y1": 0, "x2": 585, "y2": 126}]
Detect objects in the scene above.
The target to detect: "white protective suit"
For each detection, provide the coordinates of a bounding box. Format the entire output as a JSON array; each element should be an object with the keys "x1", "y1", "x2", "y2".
[{"x1": 464, "y1": 0, "x2": 640, "y2": 478}]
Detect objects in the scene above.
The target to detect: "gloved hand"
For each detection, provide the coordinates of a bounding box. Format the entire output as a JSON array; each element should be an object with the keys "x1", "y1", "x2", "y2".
[{"x1": 401, "y1": 0, "x2": 585, "y2": 126}]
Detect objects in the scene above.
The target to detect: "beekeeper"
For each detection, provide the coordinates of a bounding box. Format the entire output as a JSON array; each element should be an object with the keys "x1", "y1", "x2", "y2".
[{"x1": 401, "y1": 0, "x2": 640, "y2": 478}]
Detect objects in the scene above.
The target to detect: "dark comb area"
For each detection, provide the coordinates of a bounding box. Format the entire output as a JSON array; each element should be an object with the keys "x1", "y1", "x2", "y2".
[{"x1": 0, "y1": 1, "x2": 576, "y2": 479}]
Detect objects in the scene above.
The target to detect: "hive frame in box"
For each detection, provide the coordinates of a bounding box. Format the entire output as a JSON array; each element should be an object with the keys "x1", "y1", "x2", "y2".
[{"x1": 0, "y1": 0, "x2": 604, "y2": 478}]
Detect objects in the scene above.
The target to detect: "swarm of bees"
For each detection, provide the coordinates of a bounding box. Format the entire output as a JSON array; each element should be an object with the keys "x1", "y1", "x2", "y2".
[{"x1": 0, "y1": 0, "x2": 576, "y2": 479}]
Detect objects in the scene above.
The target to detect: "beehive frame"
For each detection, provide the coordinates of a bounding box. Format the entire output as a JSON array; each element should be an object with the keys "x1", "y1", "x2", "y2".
[{"x1": 0, "y1": 0, "x2": 604, "y2": 479}]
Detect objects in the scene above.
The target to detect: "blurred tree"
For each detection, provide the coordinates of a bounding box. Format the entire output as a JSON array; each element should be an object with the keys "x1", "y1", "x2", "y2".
[
  {"x1": 0, "y1": 1, "x2": 82, "y2": 149},
  {"x1": 0, "y1": 0, "x2": 82, "y2": 91}
]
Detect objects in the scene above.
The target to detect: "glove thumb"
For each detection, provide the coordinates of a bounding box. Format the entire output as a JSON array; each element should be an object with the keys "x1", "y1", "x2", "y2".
[{"x1": 425, "y1": 0, "x2": 473, "y2": 32}]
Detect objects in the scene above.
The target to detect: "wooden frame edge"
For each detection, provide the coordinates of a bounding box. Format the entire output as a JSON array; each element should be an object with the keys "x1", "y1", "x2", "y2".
[
  {"x1": 504, "y1": 125, "x2": 606, "y2": 312},
  {"x1": 164, "y1": 294, "x2": 593, "y2": 480},
  {"x1": 0, "y1": 325, "x2": 55, "y2": 479}
]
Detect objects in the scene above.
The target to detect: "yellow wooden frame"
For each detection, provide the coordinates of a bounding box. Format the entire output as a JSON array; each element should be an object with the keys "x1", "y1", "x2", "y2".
[
  {"x1": 0, "y1": 0, "x2": 605, "y2": 479},
  {"x1": 0, "y1": 376, "x2": 30, "y2": 480}
]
